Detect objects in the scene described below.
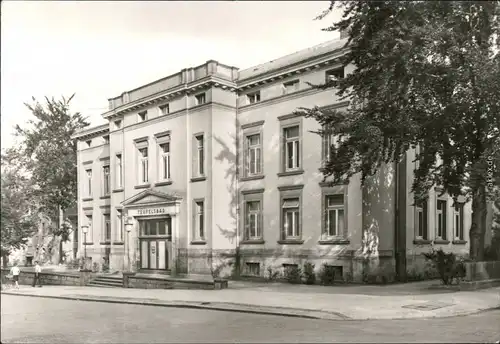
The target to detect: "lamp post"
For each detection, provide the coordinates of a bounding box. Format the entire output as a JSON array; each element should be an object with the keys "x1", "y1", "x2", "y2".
[
  {"x1": 81, "y1": 225, "x2": 89, "y2": 259},
  {"x1": 124, "y1": 218, "x2": 133, "y2": 272}
]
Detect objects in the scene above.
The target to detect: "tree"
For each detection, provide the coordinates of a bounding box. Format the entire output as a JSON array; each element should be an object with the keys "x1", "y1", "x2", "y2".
[
  {"x1": 297, "y1": 1, "x2": 500, "y2": 260},
  {"x1": 15, "y1": 94, "x2": 89, "y2": 263},
  {"x1": 0, "y1": 148, "x2": 38, "y2": 267}
]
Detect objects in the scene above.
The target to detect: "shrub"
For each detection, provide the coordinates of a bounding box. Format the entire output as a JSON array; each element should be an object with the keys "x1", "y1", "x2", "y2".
[
  {"x1": 302, "y1": 262, "x2": 316, "y2": 285},
  {"x1": 102, "y1": 261, "x2": 110, "y2": 273},
  {"x1": 92, "y1": 262, "x2": 100, "y2": 273},
  {"x1": 318, "y1": 263, "x2": 336, "y2": 285},
  {"x1": 284, "y1": 265, "x2": 302, "y2": 284},
  {"x1": 210, "y1": 261, "x2": 226, "y2": 279},
  {"x1": 423, "y1": 248, "x2": 465, "y2": 285},
  {"x1": 265, "y1": 266, "x2": 280, "y2": 282}
]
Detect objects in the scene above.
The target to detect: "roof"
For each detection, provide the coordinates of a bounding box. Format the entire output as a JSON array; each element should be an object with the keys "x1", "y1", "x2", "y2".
[{"x1": 237, "y1": 38, "x2": 348, "y2": 81}]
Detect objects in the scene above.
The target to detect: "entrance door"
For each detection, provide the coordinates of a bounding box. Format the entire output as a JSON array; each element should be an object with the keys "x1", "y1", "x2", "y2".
[{"x1": 139, "y1": 218, "x2": 171, "y2": 271}]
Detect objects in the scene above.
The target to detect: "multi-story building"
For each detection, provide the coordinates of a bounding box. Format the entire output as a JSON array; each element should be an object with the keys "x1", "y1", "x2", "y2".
[{"x1": 72, "y1": 37, "x2": 472, "y2": 282}]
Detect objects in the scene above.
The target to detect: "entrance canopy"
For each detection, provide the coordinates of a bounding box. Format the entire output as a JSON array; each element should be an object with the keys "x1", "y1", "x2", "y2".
[{"x1": 121, "y1": 188, "x2": 182, "y2": 217}]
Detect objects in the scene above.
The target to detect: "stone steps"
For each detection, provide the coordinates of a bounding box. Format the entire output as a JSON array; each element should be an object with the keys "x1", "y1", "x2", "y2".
[{"x1": 88, "y1": 275, "x2": 123, "y2": 288}]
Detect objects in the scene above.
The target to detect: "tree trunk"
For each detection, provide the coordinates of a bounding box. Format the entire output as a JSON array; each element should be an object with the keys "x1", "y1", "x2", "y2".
[
  {"x1": 58, "y1": 207, "x2": 64, "y2": 264},
  {"x1": 1, "y1": 254, "x2": 8, "y2": 268},
  {"x1": 469, "y1": 184, "x2": 487, "y2": 261}
]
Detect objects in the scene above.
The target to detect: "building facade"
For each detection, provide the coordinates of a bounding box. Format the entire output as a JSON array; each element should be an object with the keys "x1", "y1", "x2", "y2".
[{"x1": 72, "y1": 37, "x2": 472, "y2": 282}]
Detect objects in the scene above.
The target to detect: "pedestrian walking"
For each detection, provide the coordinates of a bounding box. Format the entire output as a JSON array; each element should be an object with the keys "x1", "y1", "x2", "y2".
[
  {"x1": 10, "y1": 263, "x2": 20, "y2": 289},
  {"x1": 32, "y1": 261, "x2": 42, "y2": 287}
]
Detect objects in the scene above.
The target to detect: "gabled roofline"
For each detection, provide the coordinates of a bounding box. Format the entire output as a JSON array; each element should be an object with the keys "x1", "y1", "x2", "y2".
[{"x1": 121, "y1": 188, "x2": 183, "y2": 207}]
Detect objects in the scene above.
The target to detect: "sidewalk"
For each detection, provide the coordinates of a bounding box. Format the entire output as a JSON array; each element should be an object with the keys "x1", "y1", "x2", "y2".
[{"x1": 2, "y1": 280, "x2": 499, "y2": 321}]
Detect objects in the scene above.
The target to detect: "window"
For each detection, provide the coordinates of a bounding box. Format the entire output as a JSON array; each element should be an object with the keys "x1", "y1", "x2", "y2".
[
  {"x1": 195, "y1": 93, "x2": 206, "y2": 105},
  {"x1": 245, "y1": 201, "x2": 262, "y2": 240},
  {"x1": 415, "y1": 200, "x2": 428, "y2": 240},
  {"x1": 115, "y1": 154, "x2": 123, "y2": 189},
  {"x1": 103, "y1": 165, "x2": 110, "y2": 195},
  {"x1": 103, "y1": 135, "x2": 110, "y2": 144},
  {"x1": 138, "y1": 111, "x2": 147, "y2": 122},
  {"x1": 139, "y1": 219, "x2": 171, "y2": 237},
  {"x1": 454, "y1": 203, "x2": 464, "y2": 240},
  {"x1": 325, "y1": 195, "x2": 345, "y2": 237},
  {"x1": 282, "y1": 198, "x2": 300, "y2": 239},
  {"x1": 282, "y1": 80, "x2": 299, "y2": 95},
  {"x1": 284, "y1": 126, "x2": 300, "y2": 171},
  {"x1": 322, "y1": 131, "x2": 342, "y2": 163},
  {"x1": 158, "y1": 139, "x2": 171, "y2": 180},
  {"x1": 138, "y1": 147, "x2": 149, "y2": 184},
  {"x1": 194, "y1": 200, "x2": 205, "y2": 241},
  {"x1": 85, "y1": 169, "x2": 92, "y2": 197},
  {"x1": 85, "y1": 140, "x2": 92, "y2": 148},
  {"x1": 325, "y1": 67, "x2": 345, "y2": 82},
  {"x1": 85, "y1": 215, "x2": 93, "y2": 243},
  {"x1": 246, "y1": 134, "x2": 262, "y2": 176},
  {"x1": 247, "y1": 91, "x2": 261, "y2": 104},
  {"x1": 114, "y1": 120, "x2": 122, "y2": 129},
  {"x1": 436, "y1": 200, "x2": 447, "y2": 240},
  {"x1": 159, "y1": 104, "x2": 170, "y2": 116},
  {"x1": 195, "y1": 134, "x2": 205, "y2": 176},
  {"x1": 103, "y1": 214, "x2": 111, "y2": 242},
  {"x1": 116, "y1": 210, "x2": 123, "y2": 242},
  {"x1": 245, "y1": 262, "x2": 260, "y2": 276}
]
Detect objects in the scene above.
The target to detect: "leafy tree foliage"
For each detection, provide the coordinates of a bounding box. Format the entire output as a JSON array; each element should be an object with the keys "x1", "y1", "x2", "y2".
[
  {"x1": 297, "y1": 1, "x2": 500, "y2": 260},
  {"x1": 0, "y1": 148, "x2": 38, "y2": 267},
  {"x1": 15, "y1": 95, "x2": 89, "y2": 261}
]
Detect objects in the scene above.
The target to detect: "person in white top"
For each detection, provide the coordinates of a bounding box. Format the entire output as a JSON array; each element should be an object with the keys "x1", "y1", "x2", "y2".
[
  {"x1": 10, "y1": 263, "x2": 20, "y2": 289},
  {"x1": 32, "y1": 261, "x2": 42, "y2": 287}
]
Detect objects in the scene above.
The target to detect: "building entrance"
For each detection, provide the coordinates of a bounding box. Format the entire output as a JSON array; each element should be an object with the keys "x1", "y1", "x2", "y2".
[{"x1": 138, "y1": 218, "x2": 172, "y2": 271}]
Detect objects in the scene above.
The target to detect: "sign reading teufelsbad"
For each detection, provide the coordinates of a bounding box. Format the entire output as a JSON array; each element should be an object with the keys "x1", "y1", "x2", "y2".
[{"x1": 128, "y1": 207, "x2": 173, "y2": 216}]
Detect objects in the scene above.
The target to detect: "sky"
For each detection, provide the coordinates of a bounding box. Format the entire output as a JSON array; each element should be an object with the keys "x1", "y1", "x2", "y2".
[{"x1": 1, "y1": 1, "x2": 342, "y2": 150}]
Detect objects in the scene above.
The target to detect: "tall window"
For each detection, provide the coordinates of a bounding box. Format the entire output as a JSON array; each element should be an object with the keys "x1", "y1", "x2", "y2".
[
  {"x1": 415, "y1": 200, "x2": 428, "y2": 240},
  {"x1": 116, "y1": 210, "x2": 123, "y2": 242},
  {"x1": 436, "y1": 200, "x2": 447, "y2": 239},
  {"x1": 103, "y1": 214, "x2": 111, "y2": 242},
  {"x1": 325, "y1": 195, "x2": 345, "y2": 237},
  {"x1": 85, "y1": 169, "x2": 92, "y2": 197},
  {"x1": 284, "y1": 126, "x2": 300, "y2": 170},
  {"x1": 246, "y1": 134, "x2": 262, "y2": 176},
  {"x1": 282, "y1": 198, "x2": 300, "y2": 239},
  {"x1": 138, "y1": 147, "x2": 149, "y2": 183},
  {"x1": 159, "y1": 141, "x2": 171, "y2": 180},
  {"x1": 195, "y1": 135, "x2": 205, "y2": 176},
  {"x1": 245, "y1": 201, "x2": 262, "y2": 240},
  {"x1": 454, "y1": 203, "x2": 464, "y2": 240},
  {"x1": 116, "y1": 154, "x2": 123, "y2": 189},
  {"x1": 103, "y1": 165, "x2": 110, "y2": 195},
  {"x1": 194, "y1": 200, "x2": 205, "y2": 240}
]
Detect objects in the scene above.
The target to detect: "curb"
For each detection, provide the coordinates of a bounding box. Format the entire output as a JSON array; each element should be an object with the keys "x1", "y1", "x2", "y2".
[{"x1": 1, "y1": 292, "x2": 348, "y2": 321}]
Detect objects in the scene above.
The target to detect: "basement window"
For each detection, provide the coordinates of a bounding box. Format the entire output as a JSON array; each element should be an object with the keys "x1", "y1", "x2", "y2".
[
  {"x1": 325, "y1": 67, "x2": 345, "y2": 82},
  {"x1": 138, "y1": 111, "x2": 147, "y2": 122},
  {"x1": 247, "y1": 91, "x2": 261, "y2": 104}
]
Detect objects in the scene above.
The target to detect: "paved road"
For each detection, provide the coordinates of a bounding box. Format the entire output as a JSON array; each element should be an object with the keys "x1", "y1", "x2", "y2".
[{"x1": 1, "y1": 295, "x2": 499, "y2": 343}]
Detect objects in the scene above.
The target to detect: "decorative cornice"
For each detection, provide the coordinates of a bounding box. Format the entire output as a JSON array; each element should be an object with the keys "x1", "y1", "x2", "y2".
[
  {"x1": 101, "y1": 78, "x2": 238, "y2": 120},
  {"x1": 72, "y1": 124, "x2": 109, "y2": 141},
  {"x1": 241, "y1": 120, "x2": 265, "y2": 130},
  {"x1": 237, "y1": 50, "x2": 349, "y2": 90},
  {"x1": 241, "y1": 188, "x2": 265, "y2": 195}
]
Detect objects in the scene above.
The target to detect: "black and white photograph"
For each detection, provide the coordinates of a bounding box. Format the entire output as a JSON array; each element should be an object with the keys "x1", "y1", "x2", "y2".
[{"x1": 1, "y1": 1, "x2": 499, "y2": 343}]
